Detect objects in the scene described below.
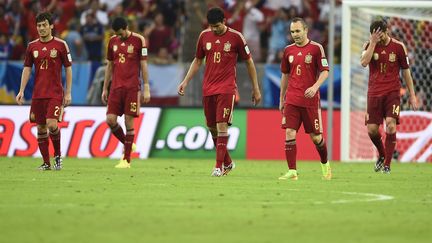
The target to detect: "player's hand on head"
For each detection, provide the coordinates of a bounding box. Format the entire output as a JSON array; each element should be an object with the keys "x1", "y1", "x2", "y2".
[{"x1": 370, "y1": 28, "x2": 382, "y2": 44}]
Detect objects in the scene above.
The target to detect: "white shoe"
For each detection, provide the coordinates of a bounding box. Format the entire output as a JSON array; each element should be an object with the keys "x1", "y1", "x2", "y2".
[{"x1": 211, "y1": 168, "x2": 222, "y2": 177}]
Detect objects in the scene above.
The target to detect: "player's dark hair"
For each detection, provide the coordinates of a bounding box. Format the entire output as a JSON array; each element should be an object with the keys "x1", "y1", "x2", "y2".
[
  {"x1": 112, "y1": 17, "x2": 128, "y2": 32},
  {"x1": 35, "y1": 12, "x2": 53, "y2": 25},
  {"x1": 370, "y1": 18, "x2": 387, "y2": 33},
  {"x1": 207, "y1": 7, "x2": 225, "y2": 25},
  {"x1": 291, "y1": 17, "x2": 308, "y2": 29}
]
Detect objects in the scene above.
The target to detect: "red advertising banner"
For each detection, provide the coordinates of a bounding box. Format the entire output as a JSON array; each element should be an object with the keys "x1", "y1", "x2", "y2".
[{"x1": 246, "y1": 110, "x2": 341, "y2": 161}]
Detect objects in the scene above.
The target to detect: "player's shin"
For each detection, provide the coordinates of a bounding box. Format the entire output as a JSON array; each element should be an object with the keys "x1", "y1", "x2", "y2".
[
  {"x1": 368, "y1": 132, "x2": 385, "y2": 158},
  {"x1": 285, "y1": 139, "x2": 297, "y2": 170},
  {"x1": 315, "y1": 138, "x2": 328, "y2": 164},
  {"x1": 109, "y1": 123, "x2": 125, "y2": 144},
  {"x1": 123, "y1": 129, "x2": 135, "y2": 163},
  {"x1": 49, "y1": 127, "x2": 61, "y2": 157},
  {"x1": 216, "y1": 134, "x2": 228, "y2": 169},
  {"x1": 37, "y1": 132, "x2": 50, "y2": 165},
  {"x1": 212, "y1": 136, "x2": 232, "y2": 166},
  {"x1": 384, "y1": 133, "x2": 397, "y2": 167}
]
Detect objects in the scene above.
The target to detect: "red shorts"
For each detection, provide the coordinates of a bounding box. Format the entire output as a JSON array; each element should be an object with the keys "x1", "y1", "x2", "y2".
[
  {"x1": 107, "y1": 87, "x2": 140, "y2": 117},
  {"x1": 281, "y1": 104, "x2": 323, "y2": 134},
  {"x1": 203, "y1": 94, "x2": 236, "y2": 127},
  {"x1": 366, "y1": 91, "x2": 400, "y2": 125},
  {"x1": 30, "y1": 98, "x2": 63, "y2": 124}
]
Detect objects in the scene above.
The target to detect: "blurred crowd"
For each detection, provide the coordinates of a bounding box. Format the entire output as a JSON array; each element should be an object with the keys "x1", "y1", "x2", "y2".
[
  {"x1": 0, "y1": 0, "x2": 342, "y2": 64},
  {"x1": 0, "y1": 0, "x2": 186, "y2": 64},
  {"x1": 194, "y1": 0, "x2": 342, "y2": 63}
]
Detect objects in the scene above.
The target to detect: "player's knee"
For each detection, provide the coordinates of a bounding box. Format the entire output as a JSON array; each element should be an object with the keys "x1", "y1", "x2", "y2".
[
  {"x1": 106, "y1": 117, "x2": 117, "y2": 127},
  {"x1": 285, "y1": 129, "x2": 296, "y2": 140},
  {"x1": 208, "y1": 127, "x2": 217, "y2": 137},
  {"x1": 311, "y1": 134, "x2": 322, "y2": 145},
  {"x1": 46, "y1": 121, "x2": 57, "y2": 132}
]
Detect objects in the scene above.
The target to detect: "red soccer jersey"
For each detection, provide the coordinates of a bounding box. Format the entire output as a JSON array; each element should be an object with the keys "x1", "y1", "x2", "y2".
[
  {"x1": 280, "y1": 40, "x2": 329, "y2": 108},
  {"x1": 365, "y1": 38, "x2": 409, "y2": 97},
  {"x1": 24, "y1": 37, "x2": 72, "y2": 100},
  {"x1": 196, "y1": 27, "x2": 251, "y2": 96},
  {"x1": 107, "y1": 32, "x2": 147, "y2": 90}
]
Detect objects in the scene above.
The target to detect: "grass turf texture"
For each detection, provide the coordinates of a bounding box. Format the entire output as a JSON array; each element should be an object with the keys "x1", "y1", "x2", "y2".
[{"x1": 0, "y1": 157, "x2": 431, "y2": 243}]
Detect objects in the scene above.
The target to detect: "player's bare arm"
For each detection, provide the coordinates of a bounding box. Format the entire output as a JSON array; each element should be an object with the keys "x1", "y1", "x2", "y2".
[
  {"x1": 279, "y1": 73, "x2": 289, "y2": 113},
  {"x1": 63, "y1": 66, "x2": 72, "y2": 107},
  {"x1": 101, "y1": 61, "x2": 113, "y2": 105},
  {"x1": 305, "y1": 70, "x2": 328, "y2": 98},
  {"x1": 401, "y1": 68, "x2": 418, "y2": 110},
  {"x1": 245, "y1": 58, "x2": 261, "y2": 105},
  {"x1": 360, "y1": 28, "x2": 382, "y2": 67},
  {"x1": 16, "y1": 66, "x2": 32, "y2": 105},
  {"x1": 141, "y1": 59, "x2": 150, "y2": 103},
  {"x1": 178, "y1": 57, "x2": 203, "y2": 96}
]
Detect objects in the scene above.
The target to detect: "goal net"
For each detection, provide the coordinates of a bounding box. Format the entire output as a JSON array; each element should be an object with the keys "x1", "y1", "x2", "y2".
[{"x1": 341, "y1": 0, "x2": 432, "y2": 162}]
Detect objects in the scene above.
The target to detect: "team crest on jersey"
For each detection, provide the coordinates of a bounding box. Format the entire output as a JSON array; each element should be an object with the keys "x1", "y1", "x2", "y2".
[
  {"x1": 33, "y1": 50, "x2": 38, "y2": 58},
  {"x1": 50, "y1": 49, "x2": 57, "y2": 58},
  {"x1": 223, "y1": 42, "x2": 231, "y2": 52},
  {"x1": 127, "y1": 44, "x2": 134, "y2": 53},
  {"x1": 373, "y1": 53, "x2": 379, "y2": 60},
  {"x1": 305, "y1": 53, "x2": 312, "y2": 64},
  {"x1": 113, "y1": 45, "x2": 118, "y2": 52},
  {"x1": 389, "y1": 52, "x2": 396, "y2": 62},
  {"x1": 206, "y1": 42, "x2": 211, "y2": 50},
  {"x1": 289, "y1": 55, "x2": 294, "y2": 63}
]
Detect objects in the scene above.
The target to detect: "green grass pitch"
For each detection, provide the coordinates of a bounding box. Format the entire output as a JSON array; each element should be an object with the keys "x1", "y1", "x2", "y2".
[{"x1": 0, "y1": 157, "x2": 431, "y2": 243}]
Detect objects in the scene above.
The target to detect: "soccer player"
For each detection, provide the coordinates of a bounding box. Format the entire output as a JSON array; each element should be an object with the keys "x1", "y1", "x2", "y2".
[
  {"x1": 278, "y1": 17, "x2": 331, "y2": 180},
  {"x1": 101, "y1": 16, "x2": 150, "y2": 169},
  {"x1": 177, "y1": 7, "x2": 262, "y2": 177},
  {"x1": 360, "y1": 19, "x2": 417, "y2": 174},
  {"x1": 15, "y1": 12, "x2": 72, "y2": 170}
]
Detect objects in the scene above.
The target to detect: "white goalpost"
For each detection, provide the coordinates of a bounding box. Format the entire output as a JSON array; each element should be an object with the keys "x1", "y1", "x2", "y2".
[{"x1": 341, "y1": 0, "x2": 432, "y2": 162}]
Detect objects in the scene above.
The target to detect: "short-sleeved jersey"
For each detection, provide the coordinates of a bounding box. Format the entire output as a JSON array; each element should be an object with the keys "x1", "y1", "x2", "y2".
[
  {"x1": 107, "y1": 32, "x2": 147, "y2": 90},
  {"x1": 280, "y1": 40, "x2": 329, "y2": 108},
  {"x1": 364, "y1": 38, "x2": 409, "y2": 97},
  {"x1": 24, "y1": 37, "x2": 72, "y2": 99},
  {"x1": 196, "y1": 27, "x2": 251, "y2": 96}
]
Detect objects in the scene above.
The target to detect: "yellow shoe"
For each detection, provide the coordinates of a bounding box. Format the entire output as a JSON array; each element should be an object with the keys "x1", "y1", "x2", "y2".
[
  {"x1": 115, "y1": 159, "x2": 131, "y2": 169},
  {"x1": 278, "y1": 169, "x2": 298, "y2": 180},
  {"x1": 119, "y1": 143, "x2": 137, "y2": 163},
  {"x1": 321, "y1": 162, "x2": 332, "y2": 180}
]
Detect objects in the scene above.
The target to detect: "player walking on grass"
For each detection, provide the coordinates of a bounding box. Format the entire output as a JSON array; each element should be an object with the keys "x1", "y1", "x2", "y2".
[
  {"x1": 278, "y1": 17, "x2": 331, "y2": 180},
  {"x1": 102, "y1": 17, "x2": 150, "y2": 168},
  {"x1": 177, "y1": 7, "x2": 261, "y2": 177},
  {"x1": 16, "y1": 12, "x2": 72, "y2": 171},
  {"x1": 360, "y1": 19, "x2": 417, "y2": 174}
]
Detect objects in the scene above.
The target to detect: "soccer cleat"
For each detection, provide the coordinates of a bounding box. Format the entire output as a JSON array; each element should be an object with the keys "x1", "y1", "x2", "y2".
[
  {"x1": 223, "y1": 162, "x2": 235, "y2": 176},
  {"x1": 119, "y1": 143, "x2": 137, "y2": 163},
  {"x1": 321, "y1": 162, "x2": 332, "y2": 180},
  {"x1": 115, "y1": 159, "x2": 131, "y2": 169},
  {"x1": 374, "y1": 156, "x2": 385, "y2": 172},
  {"x1": 278, "y1": 169, "x2": 298, "y2": 180},
  {"x1": 38, "y1": 163, "x2": 51, "y2": 171},
  {"x1": 53, "y1": 156, "x2": 63, "y2": 170},
  {"x1": 211, "y1": 168, "x2": 223, "y2": 177},
  {"x1": 382, "y1": 166, "x2": 391, "y2": 174}
]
